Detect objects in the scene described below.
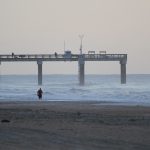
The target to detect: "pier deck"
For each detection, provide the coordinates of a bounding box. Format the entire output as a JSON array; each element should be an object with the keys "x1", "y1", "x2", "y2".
[{"x1": 0, "y1": 54, "x2": 127, "y2": 62}]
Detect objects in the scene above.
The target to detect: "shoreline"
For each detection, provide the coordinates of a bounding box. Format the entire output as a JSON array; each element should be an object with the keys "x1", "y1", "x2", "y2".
[{"x1": 0, "y1": 100, "x2": 150, "y2": 107}]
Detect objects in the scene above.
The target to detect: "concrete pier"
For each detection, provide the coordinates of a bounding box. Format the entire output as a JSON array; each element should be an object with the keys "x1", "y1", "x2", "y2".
[
  {"x1": 78, "y1": 55, "x2": 85, "y2": 85},
  {"x1": 37, "y1": 60, "x2": 43, "y2": 85},
  {"x1": 0, "y1": 53, "x2": 127, "y2": 85},
  {"x1": 120, "y1": 59, "x2": 127, "y2": 84}
]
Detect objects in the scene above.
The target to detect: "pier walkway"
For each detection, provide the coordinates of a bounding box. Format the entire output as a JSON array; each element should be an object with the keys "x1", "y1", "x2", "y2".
[{"x1": 0, "y1": 53, "x2": 127, "y2": 85}]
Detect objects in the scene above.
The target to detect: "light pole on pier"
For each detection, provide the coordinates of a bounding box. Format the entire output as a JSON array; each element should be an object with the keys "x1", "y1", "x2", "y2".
[{"x1": 79, "y1": 35, "x2": 84, "y2": 55}]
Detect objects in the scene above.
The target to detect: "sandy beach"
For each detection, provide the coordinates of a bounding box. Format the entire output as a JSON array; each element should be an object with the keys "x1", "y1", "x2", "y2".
[{"x1": 0, "y1": 101, "x2": 150, "y2": 150}]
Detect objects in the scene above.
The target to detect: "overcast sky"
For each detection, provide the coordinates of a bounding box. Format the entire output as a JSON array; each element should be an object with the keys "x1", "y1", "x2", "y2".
[{"x1": 0, "y1": 0, "x2": 150, "y2": 74}]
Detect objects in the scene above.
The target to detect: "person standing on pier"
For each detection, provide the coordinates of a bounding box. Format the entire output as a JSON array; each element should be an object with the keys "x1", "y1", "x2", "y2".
[
  {"x1": 54, "y1": 52, "x2": 57, "y2": 58},
  {"x1": 12, "y1": 52, "x2": 14, "y2": 58},
  {"x1": 37, "y1": 88, "x2": 43, "y2": 100}
]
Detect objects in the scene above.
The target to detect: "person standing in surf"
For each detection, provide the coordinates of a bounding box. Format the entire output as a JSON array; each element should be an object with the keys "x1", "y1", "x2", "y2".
[{"x1": 37, "y1": 88, "x2": 43, "y2": 100}]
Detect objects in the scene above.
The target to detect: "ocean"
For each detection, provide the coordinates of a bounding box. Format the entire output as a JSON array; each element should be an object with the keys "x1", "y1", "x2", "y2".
[{"x1": 0, "y1": 74, "x2": 150, "y2": 105}]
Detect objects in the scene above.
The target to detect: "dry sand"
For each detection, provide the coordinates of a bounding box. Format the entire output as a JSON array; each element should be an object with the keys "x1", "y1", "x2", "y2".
[{"x1": 0, "y1": 101, "x2": 150, "y2": 150}]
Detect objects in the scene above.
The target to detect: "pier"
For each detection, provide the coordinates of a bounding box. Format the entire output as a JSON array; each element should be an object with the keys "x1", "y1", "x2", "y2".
[{"x1": 0, "y1": 53, "x2": 127, "y2": 85}]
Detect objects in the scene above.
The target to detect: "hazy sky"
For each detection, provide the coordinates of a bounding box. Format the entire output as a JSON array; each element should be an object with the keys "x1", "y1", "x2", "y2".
[{"x1": 0, "y1": 0, "x2": 150, "y2": 74}]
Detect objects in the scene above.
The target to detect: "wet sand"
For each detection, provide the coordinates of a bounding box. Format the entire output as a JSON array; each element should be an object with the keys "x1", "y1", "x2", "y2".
[{"x1": 0, "y1": 101, "x2": 150, "y2": 150}]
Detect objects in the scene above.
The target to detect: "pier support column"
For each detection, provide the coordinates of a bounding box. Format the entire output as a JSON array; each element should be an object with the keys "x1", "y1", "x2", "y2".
[
  {"x1": 120, "y1": 59, "x2": 127, "y2": 84},
  {"x1": 0, "y1": 61, "x2": 1, "y2": 79},
  {"x1": 78, "y1": 55, "x2": 85, "y2": 85},
  {"x1": 37, "y1": 60, "x2": 43, "y2": 85}
]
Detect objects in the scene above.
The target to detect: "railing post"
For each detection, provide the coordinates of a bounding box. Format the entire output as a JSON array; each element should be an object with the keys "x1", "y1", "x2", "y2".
[
  {"x1": 37, "y1": 60, "x2": 43, "y2": 85},
  {"x1": 78, "y1": 55, "x2": 85, "y2": 85}
]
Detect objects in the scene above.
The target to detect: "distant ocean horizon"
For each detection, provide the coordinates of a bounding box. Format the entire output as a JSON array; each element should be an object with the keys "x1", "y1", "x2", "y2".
[{"x1": 0, "y1": 74, "x2": 150, "y2": 105}]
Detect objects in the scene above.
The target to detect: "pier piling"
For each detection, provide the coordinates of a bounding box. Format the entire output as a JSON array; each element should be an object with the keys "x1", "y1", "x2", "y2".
[
  {"x1": 37, "y1": 60, "x2": 43, "y2": 85},
  {"x1": 120, "y1": 59, "x2": 127, "y2": 84},
  {"x1": 78, "y1": 55, "x2": 85, "y2": 85}
]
